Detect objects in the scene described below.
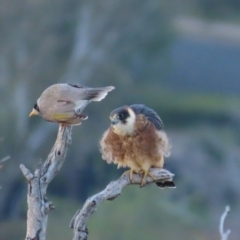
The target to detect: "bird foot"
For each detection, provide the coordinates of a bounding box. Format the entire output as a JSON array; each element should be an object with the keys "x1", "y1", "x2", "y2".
[
  {"x1": 75, "y1": 113, "x2": 88, "y2": 120},
  {"x1": 139, "y1": 170, "x2": 157, "y2": 187},
  {"x1": 129, "y1": 169, "x2": 134, "y2": 182}
]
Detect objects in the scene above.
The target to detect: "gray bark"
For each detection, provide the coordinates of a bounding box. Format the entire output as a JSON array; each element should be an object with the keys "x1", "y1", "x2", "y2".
[
  {"x1": 20, "y1": 125, "x2": 72, "y2": 240},
  {"x1": 219, "y1": 205, "x2": 231, "y2": 240},
  {"x1": 70, "y1": 168, "x2": 175, "y2": 240}
]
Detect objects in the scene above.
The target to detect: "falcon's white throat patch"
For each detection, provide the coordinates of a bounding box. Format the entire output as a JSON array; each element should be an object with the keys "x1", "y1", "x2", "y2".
[{"x1": 112, "y1": 108, "x2": 136, "y2": 136}]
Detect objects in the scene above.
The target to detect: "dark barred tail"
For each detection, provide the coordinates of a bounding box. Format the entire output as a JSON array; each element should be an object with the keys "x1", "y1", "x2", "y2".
[
  {"x1": 156, "y1": 181, "x2": 176, "y2": 189},
  {"x1": 85, "y1": 86, "x2": 115, "y2": 102}
]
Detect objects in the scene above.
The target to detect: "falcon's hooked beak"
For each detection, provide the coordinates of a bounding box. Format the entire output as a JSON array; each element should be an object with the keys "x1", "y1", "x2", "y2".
[
  {"x1": 29, "y1": 108, "x2": 39, "y2": 117},
  {"x1": 111, "y1": 119, "x2": 119, "y2": 125}
]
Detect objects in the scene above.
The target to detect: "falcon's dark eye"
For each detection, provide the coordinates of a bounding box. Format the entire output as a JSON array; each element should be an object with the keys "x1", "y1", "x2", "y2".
[
  {"x1": 110, "y1": 107, "x2": 130, "y2": 124},
  {"x1": 33, "y1": 103, "x2": 40, "y2": 112},
  {"x1": 118, "y1": 112, "x2": 125, "y2": 120}
]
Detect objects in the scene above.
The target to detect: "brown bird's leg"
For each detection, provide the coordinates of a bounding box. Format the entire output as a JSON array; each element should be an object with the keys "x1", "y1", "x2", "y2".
[{"x1": 75, "y1": 113, "x2": 88, "y2": 120}]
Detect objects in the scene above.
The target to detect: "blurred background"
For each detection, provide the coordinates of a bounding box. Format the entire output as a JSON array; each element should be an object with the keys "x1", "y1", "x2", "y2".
[{"x1": 1, "y1": 0, "x2": 240, "y2": 239}]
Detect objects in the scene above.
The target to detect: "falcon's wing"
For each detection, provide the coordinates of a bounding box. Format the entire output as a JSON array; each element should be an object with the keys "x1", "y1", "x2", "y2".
[{"x1": 130, "y1": 104, "x2": 163, "y2": 130}]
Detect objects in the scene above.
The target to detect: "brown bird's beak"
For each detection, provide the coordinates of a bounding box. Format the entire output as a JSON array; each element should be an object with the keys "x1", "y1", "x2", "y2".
[{"x1": 29, "y1": 109, "x2": 38, "y2": 117}]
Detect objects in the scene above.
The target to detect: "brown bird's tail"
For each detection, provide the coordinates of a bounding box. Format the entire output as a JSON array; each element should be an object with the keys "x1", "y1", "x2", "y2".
[
  {"x1": 86, "y1": 86, "x2": 115, "y2": 101},
  {"x1": 155, "y1": 181, "x2": 176, "y2": 189}
]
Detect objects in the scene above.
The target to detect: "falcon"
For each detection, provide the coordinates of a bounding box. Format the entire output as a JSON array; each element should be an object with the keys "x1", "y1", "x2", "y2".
[
  {"x1": 100, "y1": 104, "x2": 175, "y2": 187},
  {"x1": 29, "y1": 83, "x2": 115, "y2": 125}
]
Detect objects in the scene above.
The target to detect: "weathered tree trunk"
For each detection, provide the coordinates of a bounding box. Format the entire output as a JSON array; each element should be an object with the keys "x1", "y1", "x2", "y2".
[{"x1": 20, "y1": 125, "x2": 72, "y2": 240}]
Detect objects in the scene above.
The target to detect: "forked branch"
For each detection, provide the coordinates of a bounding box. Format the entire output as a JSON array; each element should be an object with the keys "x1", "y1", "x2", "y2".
[
  {"x1": 70, "y1": 168, "x2": 175, "y2": 240},
  {"x1": 20, "y1": 125, "x2": 72, "y2": 240}
]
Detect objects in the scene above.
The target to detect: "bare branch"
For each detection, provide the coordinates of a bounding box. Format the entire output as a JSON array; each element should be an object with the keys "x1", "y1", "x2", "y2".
[
  {"x1": 219, "y1": 205, "x2": 231, "y2": 240},
  {"x1": 20, "y1": 125, "x2": 72, "y2": 240},
  {"x1": 0, "y1": 137, "x2": 10, "y2": 166},
  {"x1": 19, "y1": 164, "x2": 34, "y2": 181},
  {"x1": 0, "y1": 155, "x2": 10, "y2": 164},
  {"x1": 70, "y1": 168, "x2": 175, "y2": 240},
  {"x1": 0, "y1": 155, "x2": 10, "y2": 170},
  {"x1": 0, "y1": 155, "x2": 11, "y2": 189}
]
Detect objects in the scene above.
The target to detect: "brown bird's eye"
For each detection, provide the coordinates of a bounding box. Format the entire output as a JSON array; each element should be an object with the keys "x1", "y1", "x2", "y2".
[{"x1": 34, "y1": 103, "x2": 40, "y2": 112}]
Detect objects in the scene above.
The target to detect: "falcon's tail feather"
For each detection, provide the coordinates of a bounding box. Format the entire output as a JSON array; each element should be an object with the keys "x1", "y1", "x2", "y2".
[{"x1": 156, "y1": 181, "x2": 176, "y2": 189}]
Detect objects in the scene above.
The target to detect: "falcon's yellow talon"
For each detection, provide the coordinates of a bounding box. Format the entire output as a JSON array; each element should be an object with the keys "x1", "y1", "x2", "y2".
[
  {"x1": 140, "y1": 170, "x2": 157, "y2": 187},
  {"x1": 140, "y1": 170, "x2": 147, "y2": 187},
  {"x1": 129, "y1": 169, "x2": 134, "y2": 182},
  {"x1": 147, "y1": 172, "x2": 157, "y2": 181}
]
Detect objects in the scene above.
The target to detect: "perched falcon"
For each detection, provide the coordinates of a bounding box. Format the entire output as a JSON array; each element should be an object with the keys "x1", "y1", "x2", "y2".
[
  {"x1": 100, "y1": 104, "x2": 175, "y2": 187},
  {"x1": 29, "y1": 83, "x2": 115, "y2": 125}
]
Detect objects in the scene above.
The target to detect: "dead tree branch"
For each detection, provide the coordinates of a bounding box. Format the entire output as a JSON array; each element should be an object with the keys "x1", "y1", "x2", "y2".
[
  {"x1": 0, "y1": 156, "x2": 10, "y2": 189},
  {"x1": 0, "y1": 155, "x2": 10, "y2": 170},
  {"x1": 0, "y1": 137, "x2": 10, "y2": 169},
  {"x1": 70, "y1": 168, "x2": 175, "y2": 240},
  {"x1": 20, "y1": 125, "x2": 72, "y2": 240},
  {"x1": 219, "y1": 205, "x2": 231, "y2": 240},
  {"x1": 0, "y1": 155, "x2": 10, "y2": 164}
]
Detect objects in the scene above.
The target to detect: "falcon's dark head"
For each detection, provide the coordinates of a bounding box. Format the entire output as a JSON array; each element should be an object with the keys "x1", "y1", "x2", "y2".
[{"x1": 109, "y1": 106, "x2": 136, "y2": 136}]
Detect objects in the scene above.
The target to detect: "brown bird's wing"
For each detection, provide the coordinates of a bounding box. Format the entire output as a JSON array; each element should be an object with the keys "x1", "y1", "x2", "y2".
[
  {"x1": 66, "y1": 84, "x2": 115, "y2": 102},
  {"x1": 51, "y1": 100, "x2": 75, "y2": 120},
  {"x1": 51, "y1": 100, "x2": 86, "y2": 125},
  {"x1": 67, "y1": 83, "x2": 86, "y2": 88},
  {"x1": 40, "y1": 84, "x2": 114, "y2": 116}
]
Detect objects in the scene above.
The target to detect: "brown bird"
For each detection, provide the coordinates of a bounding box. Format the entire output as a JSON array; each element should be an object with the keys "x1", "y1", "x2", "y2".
[
  {"x1": 29, "y1": 83, "x2": 115, "y2": 125},
  {"x1": 100, "y1": 104, "x2": 175, "y2": 187}
]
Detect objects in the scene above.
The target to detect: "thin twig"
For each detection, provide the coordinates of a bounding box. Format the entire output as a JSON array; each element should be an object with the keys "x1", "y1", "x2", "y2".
[
  {"x1": 70, "y1": 168, "x2": 175, "y2": 240},
  {"x1": 219, "y1": 205, "x2": 231, "y2": 240}
]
